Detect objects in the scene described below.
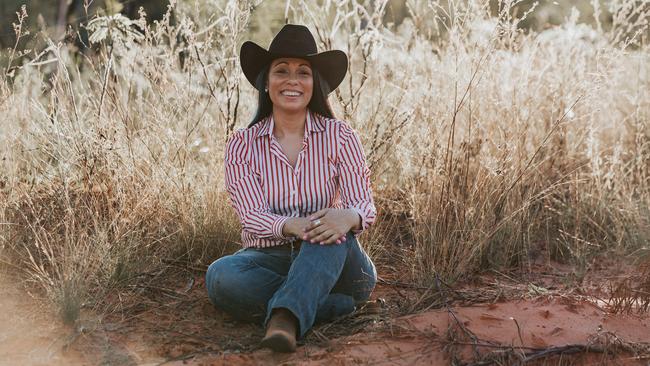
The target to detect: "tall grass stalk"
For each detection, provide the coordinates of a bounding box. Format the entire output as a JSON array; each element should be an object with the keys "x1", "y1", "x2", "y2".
[{"x1": 0, "y1": 0, "x2": 648, "y2": 321}]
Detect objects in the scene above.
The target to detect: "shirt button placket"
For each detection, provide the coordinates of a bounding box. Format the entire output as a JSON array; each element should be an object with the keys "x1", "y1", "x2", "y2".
[
  {"x1": 291, "y1": 173, "x2": 298, "y2": 213},
  {"x1": 294, "y1": 164, "x2": 302, "y2": 215}
]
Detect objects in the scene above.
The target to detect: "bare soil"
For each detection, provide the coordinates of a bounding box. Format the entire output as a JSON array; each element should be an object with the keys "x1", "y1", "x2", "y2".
[
  {"x1": 1, "y1": 255, "x2": 649, "y2": 366},
  {"x1": 0, "y1": 275, "x2": 89, "y2": 366}
]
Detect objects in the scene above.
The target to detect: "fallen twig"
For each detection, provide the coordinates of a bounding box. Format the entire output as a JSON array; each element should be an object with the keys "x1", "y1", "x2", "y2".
[{"x1": 155, "y1": 349, "x2": 220, "y2": 366}]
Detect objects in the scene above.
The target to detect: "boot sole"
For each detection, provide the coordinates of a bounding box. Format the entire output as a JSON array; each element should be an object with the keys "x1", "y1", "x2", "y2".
[{"x1": 260, "y1": 332, "x2": 297, "y2": 353}]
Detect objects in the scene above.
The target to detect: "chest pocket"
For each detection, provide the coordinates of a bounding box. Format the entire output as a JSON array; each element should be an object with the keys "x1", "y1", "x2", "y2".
[
  {"x1": 324, "y1": 157, "x2": 340, "y2": 197},
  {"x1": 325, "y1": 155, "x2": 338, "y2": 176}
]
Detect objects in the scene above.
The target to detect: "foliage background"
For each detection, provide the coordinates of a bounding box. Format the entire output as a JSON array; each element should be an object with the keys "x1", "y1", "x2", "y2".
[{"x1": 0, "y1": 0, "x2": 648, "y2": 323}]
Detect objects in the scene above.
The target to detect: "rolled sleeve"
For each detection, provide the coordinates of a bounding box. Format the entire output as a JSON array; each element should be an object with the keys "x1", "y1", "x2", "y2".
[
  {"x1": 225, "y1": 130, "x2": 291, "y2": 241},
  {"x1": 272, "y1": 216, "x2": 290, "y2": 239},
  {"x1": 337, "y1": 124, "x2": 377, "y2": 235},
  {"x1": 349, "y1": 205, "x2": 374, "y2": 234}
]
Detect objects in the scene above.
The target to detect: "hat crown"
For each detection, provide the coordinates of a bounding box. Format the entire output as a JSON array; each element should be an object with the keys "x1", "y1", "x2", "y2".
[{"x1": 268, "y1": 24, "x2": 318, "y2": 56}]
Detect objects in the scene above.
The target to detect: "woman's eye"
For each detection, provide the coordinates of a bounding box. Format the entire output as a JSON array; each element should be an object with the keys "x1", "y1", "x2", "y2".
[{"x1": 274, "y1": 69, "x2": 288, "y2": 75}]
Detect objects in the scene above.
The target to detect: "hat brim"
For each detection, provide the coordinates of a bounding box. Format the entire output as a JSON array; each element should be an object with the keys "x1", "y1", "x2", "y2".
[{"x1": 240, "y1": 41, "x2": 348, "y2": 93}]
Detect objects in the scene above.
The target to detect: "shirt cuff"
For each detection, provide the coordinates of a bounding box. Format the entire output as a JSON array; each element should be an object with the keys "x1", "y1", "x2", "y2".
[
  {"x1": 272, "y1": 216, "x2": 291, "y2": 240},
  {"x1": 349, "y1": 207, "x2": 369, "y2": 235}
]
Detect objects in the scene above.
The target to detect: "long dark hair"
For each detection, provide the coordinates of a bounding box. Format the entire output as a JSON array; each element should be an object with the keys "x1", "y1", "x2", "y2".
[{"x1": 247, "y1": 65, "x2": 336, "y2": 128}]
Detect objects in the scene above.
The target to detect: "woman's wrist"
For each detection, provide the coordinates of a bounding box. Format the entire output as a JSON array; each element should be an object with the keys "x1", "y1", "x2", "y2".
[
  {"x1": 282, "y1": 217, "x2": 310, "y2": 238},
  {"x1": 345, "y1": 209, "x2": 362, "y2": 231},
  {"x1": 281, "y1": 218, "x2": 296, "y2": 237}
]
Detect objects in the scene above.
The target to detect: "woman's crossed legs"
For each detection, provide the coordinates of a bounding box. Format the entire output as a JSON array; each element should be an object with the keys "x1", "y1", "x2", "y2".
[{"x1": 205, "y1": 232, "x2": 376, "y2": 337}]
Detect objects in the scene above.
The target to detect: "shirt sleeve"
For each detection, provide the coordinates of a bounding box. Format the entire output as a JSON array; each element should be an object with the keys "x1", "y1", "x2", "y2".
[
  {"x1": 224, "y1": 130, "x2": 291, "y2": 240},
  {"x1": 337, "y1": 124, "x2": 377, "y2": 234}
]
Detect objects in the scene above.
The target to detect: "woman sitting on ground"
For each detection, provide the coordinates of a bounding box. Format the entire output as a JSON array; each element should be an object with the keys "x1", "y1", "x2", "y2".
[{"x1": 205, "y1": 24, "x2": 377, "y2": 353}]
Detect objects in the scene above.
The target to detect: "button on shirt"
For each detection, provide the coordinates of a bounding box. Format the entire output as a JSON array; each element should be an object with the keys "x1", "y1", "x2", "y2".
[{"x1": 224, "y1": 111, "x2": 376, "y2": 248}]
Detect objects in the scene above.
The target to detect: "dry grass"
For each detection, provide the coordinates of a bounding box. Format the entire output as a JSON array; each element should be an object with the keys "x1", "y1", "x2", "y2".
[
  {"x1": 607, "y1": 260, "x2": 650, "y2": 314},
  {"x1": 0, "y1": 0, "x2": 649, "y2": 323}
]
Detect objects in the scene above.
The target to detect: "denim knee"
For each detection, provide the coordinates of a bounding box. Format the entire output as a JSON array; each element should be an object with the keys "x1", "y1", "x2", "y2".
[
  {"x1": 205, "y1": 253, "x2": 274, "y2": 321},
  {"x1": 205, "y1": 258, "x2": 225, "y2": 306},
  {"x1": 205, "y1": 256, "x2": 245, "y2": 309}
]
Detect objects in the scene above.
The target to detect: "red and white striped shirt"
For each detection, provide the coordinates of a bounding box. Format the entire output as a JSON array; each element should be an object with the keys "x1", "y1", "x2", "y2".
[{"x1": 225, "y1": 111, "x2": 376, "y2": 248}]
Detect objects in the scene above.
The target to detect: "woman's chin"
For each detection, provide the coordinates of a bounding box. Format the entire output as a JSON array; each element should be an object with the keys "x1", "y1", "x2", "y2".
[{"x1": 274, "y1": 104, "x2": 309, "y2": 114}]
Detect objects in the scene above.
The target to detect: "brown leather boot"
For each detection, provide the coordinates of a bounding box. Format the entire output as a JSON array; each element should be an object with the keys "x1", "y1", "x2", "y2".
[{"x1": 260, "y1": 308, "x2": 298, "y2": 353}]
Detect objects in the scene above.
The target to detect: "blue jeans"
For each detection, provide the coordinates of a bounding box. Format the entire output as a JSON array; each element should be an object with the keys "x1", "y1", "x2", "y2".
[{"x1": 205, "y1": 232, "x2": 376, "y2": 338}]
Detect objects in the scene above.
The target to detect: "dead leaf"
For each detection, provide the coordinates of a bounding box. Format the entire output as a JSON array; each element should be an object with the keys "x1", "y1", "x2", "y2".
[{"x1": 479, "y1": 313, "x2": 504, "y2": 321}]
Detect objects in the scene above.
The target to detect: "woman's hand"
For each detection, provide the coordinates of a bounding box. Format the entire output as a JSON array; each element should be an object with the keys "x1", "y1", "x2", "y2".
[
  {"x1": 282, "y1": 217, "x2": 312, "y2": 238},
  {"x1": 302, "y1": 208, "x2": 361, "y2": 245}
]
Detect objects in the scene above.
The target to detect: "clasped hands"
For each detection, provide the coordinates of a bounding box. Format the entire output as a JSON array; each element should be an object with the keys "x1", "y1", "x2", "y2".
[{"x1": 282, "y1": 208, "x2": 361, "y2": 245}]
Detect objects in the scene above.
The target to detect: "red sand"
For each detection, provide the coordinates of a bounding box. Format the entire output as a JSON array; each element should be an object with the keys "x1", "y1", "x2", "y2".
[
  {"x1": 173, "y1": 297, "x2": 649, "y2": 365},
  {"x1": 0, "y1": 275, "x2": 89, "y2": 366},
  {"x1": 1, "y1": 264, "x2": 649, "y2": 365}
]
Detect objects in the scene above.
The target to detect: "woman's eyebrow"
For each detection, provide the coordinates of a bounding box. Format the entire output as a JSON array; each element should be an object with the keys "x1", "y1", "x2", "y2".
[{"x1": 272, "y1": 61, "x2": 311, "y2": 67}]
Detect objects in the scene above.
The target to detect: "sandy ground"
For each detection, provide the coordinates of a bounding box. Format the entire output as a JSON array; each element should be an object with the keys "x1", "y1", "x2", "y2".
[
  {"x1": 1, "y1": 258, "x2": 649, "y2": 366},
  {"x1": 168, "y1": 298, "x2": 650, "y2": 365},
  {"x1": 0, "y1": 275, "x2": 89, "y2": 366}
]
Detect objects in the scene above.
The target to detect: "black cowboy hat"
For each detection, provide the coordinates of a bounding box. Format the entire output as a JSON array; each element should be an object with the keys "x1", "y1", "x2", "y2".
[{"x1": 240, "y1": 24, "x2": 348, "y2": 93}]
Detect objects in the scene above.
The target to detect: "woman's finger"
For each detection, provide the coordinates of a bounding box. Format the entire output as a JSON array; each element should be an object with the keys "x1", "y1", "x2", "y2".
[
  {"x1": 303, "y1": 224, "x2": 330, "y2": 240},
  {"x1": 305, "y1": 218, "x2": 336, "y2": 235},
  {"x1": 311, "y1": 229, "x2": 338, "y2": 244},
  {"x1": 308, "y1": 218, "x2": 326, "y2": 230},
  {"x1": 303, "y1": 215, "x2": 327, "y2": 234},
  {"x1": 321, "y1": 232, "x2": 342, "y2": 244},
  {"x1": 309, "y1": 229, "x2": 332, "y2": 243},
  {"x1": 318, "y1": 231, "x2": 341, "y2": 245},
  {"x1": 308, "y1": 208, "x2": 329, "y2": 221}
]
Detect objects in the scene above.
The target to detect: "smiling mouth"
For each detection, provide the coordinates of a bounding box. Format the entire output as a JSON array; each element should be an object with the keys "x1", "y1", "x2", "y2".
[{"x1": 281, "y1": 90, "x2": 302, "y2": 97}]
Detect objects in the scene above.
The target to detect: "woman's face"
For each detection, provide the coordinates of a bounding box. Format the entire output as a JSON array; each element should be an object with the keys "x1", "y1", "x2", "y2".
[{"x1": 267, "y1": 57, "x2": 313, "y2": 115}]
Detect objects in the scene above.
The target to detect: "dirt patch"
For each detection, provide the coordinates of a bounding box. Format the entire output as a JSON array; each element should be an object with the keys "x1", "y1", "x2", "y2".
[
  {"x1": 174, "y1": 298, "x2": 649, "y2": 365},
  {"x1": 0, "y1": 275, "x2": 88, "y2": 366},
  {"x1": 2, "y1": 258, "x2": 650, "y2": 365}
]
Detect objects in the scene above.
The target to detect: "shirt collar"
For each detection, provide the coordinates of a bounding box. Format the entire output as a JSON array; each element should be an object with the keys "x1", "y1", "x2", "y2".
[
  {"x1": 255, "y1": 110, "x2": 325, "y2": 138},
  {"x1": 255, "y1": 116, "x2": 273, "y2": 137},
  {"x1": 307, "y1": 111, "x2": 326, "y2": 133}
]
